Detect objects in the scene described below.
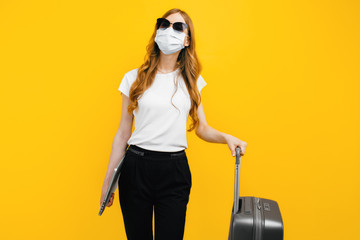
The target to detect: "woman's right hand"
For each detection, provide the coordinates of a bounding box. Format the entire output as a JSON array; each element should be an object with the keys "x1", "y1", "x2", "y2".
[{"x1": 100, "y1": 181, "x2": 115, "y2": 207}]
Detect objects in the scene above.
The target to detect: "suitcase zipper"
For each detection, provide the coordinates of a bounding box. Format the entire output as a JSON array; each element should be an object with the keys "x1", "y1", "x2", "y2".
[{"x1": 254, "y1": 197, "x2": 263, "y2": 240}]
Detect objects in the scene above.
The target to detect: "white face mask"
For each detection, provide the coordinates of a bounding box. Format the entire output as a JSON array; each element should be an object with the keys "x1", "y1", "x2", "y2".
[{"x1": 154, "y1": 27, "x2": 186, "y2": 55}]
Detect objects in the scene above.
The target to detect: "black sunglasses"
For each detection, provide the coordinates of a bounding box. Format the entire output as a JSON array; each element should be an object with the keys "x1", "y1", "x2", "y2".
[{"x1": 156, "y1": 18, "x2": 188, "y2": 33}]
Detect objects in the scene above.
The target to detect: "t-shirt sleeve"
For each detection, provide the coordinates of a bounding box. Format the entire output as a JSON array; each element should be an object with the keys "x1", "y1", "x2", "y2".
[
  {"x1": 197, "y1": 74, "x2": 207, "y2": 93},
  {"x1": 118, "y1": 73, "x2": 131, "y2": 97}
]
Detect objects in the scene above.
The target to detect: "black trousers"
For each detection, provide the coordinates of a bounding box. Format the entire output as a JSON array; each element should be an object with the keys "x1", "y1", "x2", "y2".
[{"x1": 118, "y1": 144, "x2": 192, "y2": 240}]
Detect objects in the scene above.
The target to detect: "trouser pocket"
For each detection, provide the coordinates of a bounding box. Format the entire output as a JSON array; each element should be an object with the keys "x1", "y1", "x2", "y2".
[
  {"x1": 118, "y1": 150, "x2": 138, "y2": 190},
  {"x1": 174, "y1": 156, "x2": 192, "y2": 190}
]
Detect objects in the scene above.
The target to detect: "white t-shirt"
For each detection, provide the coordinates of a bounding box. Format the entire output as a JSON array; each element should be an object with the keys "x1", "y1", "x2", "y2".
[{"x1": 118, "y1": 67, "x2": 207, "y2": 152}]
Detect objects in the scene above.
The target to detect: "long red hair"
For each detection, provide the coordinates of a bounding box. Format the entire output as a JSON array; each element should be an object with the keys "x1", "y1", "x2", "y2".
[{"x1": 127, "y1": 8, "x2": 203, "y2": 132}]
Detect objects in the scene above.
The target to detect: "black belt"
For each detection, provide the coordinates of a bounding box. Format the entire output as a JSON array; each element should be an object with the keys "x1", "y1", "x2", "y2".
[{"x1": 127, "y1": 145, "x2": 186, "y2": 157}]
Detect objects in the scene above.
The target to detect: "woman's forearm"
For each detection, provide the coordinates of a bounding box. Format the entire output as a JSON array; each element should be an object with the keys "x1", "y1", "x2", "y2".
[
  {"x1": 196, "y1": 123, "x2": 247, "y2": 157},
  {"x1": 195, "y1": 123, "x2": 229, "y2": 144},
  {"x1": 103, "y1": 134, "x2": 129, "y2": 183}
]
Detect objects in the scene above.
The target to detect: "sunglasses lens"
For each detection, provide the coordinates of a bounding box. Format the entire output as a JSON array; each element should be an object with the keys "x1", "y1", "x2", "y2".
[
  {"x1": 157, "y1": 18, "x2": 170, "y2": 29},
  {"x1": 160, "y1": 22, "x2": 170, "y2": 29},
  {"x1": 173, "y1": 22, "x2": 187, "y2": 32}
]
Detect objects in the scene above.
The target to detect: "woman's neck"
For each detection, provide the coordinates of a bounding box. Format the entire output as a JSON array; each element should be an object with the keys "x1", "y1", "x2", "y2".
[{"x1": 157, "y1": 52, "x2": 180, "y2": 73}]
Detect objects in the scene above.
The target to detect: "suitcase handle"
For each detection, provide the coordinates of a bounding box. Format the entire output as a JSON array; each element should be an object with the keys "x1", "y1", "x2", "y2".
[
  {"x1": 235, "y1": 147, "x2": 241, "y2": 164},
  {"x1": 233, "y1": 147, "x2": 241, "y2": 214}
]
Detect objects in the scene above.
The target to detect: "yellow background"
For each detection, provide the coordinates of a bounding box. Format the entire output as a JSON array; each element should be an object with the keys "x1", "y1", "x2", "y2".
[{"x1": 1, "y1": 0, "x2": 359, "y2": 239}]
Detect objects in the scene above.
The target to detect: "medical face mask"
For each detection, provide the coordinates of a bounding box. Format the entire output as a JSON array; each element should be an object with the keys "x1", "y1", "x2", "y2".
[{"x1": 154, "y1": 27, "x2": 186, "y2": 55}]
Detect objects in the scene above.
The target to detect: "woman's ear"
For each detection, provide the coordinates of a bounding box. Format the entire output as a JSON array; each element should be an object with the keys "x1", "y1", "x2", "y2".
[{"x1": 184, "y1": 35, "x2": 190, "y2": 47}]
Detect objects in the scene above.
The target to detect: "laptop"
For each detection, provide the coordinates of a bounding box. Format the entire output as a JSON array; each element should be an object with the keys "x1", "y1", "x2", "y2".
[{"x1": 98, "y1": 145, "x2": 129, "y2": 216}]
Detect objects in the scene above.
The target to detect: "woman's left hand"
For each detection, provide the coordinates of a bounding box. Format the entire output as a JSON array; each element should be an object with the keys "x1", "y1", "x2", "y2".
[{"x1": 225, "y1": 134, "x2": 247, "y2": 157}]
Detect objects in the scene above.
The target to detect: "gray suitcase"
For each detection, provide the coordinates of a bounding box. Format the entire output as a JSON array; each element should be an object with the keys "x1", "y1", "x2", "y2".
[{"x1": 228, "y1": 147, "x2": 284, "y2": 240}]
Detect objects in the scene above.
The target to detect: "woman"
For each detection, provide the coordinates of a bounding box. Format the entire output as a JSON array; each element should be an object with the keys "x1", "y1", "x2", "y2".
[{"x1": 100, "y1": 8, "x2": 247, "y2": 240}]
